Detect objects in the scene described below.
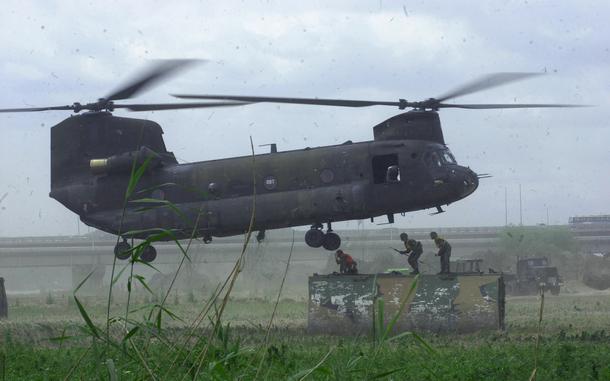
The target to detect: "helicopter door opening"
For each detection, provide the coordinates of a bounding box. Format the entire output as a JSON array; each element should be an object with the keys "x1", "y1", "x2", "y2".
[{"x1": 372, "y1": 154, "x2": 400, "y2": 184}]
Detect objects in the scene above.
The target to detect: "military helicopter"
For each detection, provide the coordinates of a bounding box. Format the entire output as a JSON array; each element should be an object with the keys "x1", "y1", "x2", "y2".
[{"x1": 0, "y1": 60, "x2": 581, "y2": 262}]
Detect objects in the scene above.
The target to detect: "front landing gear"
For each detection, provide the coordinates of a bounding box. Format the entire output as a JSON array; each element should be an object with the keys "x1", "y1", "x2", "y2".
[
  {"x1": 305, "y1": 223, "x2": 341, "y2": 251},
  {"x1": 322, "y1": 232, "x2": 341, "y2": 251}
]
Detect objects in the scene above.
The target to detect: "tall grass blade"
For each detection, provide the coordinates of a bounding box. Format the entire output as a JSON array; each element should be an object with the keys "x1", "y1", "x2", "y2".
[
  {"x1": 529, "y1": 288, "x2": 545, "y2": 381},
  {"x1": 106, "y1": 359, "x2": 118, "y2": 381},
  {"x1": 73, "y1": 270, "x2": 95, "y2": 293},
  {"x1": 125, "y1": 156, "x2": 152, "y2": 200},
  {"x1": 74, "y1": 296, "x2": 100, "y2": 339},
  {"x1": 289, "y1": 346, "x2": 335, "y2": 381},
  {"x1": 381, "y1": 274, "x2": 419, "y2": 344}
]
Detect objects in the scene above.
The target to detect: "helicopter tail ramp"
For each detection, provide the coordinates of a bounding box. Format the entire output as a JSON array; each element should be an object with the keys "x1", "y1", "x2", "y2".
[{"x1": 307, "y1": 273, "x2": 504, "y2": 335}]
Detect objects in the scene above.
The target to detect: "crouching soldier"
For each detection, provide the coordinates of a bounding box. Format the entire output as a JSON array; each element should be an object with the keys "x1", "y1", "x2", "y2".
[{"x1": 335, "y1": 250, "x2": 358, "y2": 275}]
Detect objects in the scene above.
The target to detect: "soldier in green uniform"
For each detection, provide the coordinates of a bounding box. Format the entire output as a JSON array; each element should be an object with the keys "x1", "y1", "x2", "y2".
[
  {"x1": 393, "y1": 232, "x2": 423, "y2": 274},
  {"x1": 430, "y1": 231, "x2": 451, "y2": 274}
]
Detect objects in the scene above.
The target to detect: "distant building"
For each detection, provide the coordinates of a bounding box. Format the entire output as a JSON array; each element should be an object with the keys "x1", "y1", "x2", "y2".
[
  {"x1": 569, "y1": 215, "x2": 610, "y2": 225},
  {"x1": 568, "y1": 214, "x2": 610, "y2": 230}
]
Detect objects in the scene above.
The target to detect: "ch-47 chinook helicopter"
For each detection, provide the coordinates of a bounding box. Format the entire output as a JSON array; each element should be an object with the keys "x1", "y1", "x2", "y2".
[{"x1": 0, "y1": 60, "x2": 581, "y2": 262}]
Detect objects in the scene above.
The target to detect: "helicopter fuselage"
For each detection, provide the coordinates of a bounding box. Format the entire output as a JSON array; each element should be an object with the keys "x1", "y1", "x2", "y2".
[{"x1": 55, "y1": 138, "x2": 477, "y2": 240}]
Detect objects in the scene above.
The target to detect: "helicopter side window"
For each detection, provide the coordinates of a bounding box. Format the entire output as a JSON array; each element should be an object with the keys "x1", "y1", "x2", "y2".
[{"x1": 372, "y1": 154, "x2": 399, "y2": 184}]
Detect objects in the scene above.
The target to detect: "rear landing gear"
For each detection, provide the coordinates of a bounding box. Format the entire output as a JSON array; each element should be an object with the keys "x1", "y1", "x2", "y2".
[
  {"x1": 113, "y1": 238, "x2": 157, "y2": 262},
  {"x1": 114, "y1": 239, "x2": 131, "y2": 260},
  {"x1": 305, "y1": 223, "x2": 341, "y2": 251},
  {"x1": 141, "y1": 245, "x2": 157, "y2": 262}
]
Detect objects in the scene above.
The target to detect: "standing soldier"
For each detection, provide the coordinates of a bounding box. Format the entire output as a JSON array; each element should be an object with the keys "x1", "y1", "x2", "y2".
[
  {"x1": 335, "y1": 250, "x2": 358, "y2": 275},
  {"x1": 393, "y1": 233, "x2": 423, "y2": 274},
  {"x1": 430, "y1": 231, "x2": 452, "y2": 274}
]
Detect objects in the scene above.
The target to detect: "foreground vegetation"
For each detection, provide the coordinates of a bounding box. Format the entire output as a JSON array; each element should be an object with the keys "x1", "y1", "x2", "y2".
[
  {"x1": 3, "y1": 330, "x2": 610, "y2": 380},
  {"x1": 1, "y1": 290, "x2": 610, "y2": 380}
]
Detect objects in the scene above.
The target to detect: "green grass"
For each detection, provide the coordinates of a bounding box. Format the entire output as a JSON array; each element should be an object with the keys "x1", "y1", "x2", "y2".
[
  {"x1": 2, "y1": 328, "x2": 610, "y2": 380},
  {"x1": 2, "y1": 292, "x2": 610, "y2": 380}
]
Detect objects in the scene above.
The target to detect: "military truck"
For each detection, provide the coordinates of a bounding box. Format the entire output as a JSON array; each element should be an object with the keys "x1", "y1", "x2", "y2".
[{"x1": 504, "y1": 257, "x2": 562, "y2": 296}]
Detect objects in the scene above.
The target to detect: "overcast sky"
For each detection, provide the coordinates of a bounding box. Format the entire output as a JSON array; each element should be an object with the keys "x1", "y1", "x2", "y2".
[{"x1": 0, "y1": 1, "x2": 608, "y2": 237}]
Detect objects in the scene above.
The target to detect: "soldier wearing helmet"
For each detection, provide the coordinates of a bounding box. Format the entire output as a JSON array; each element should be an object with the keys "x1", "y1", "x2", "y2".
[
  {"x1": 430, "y1": 231, "x2": 452, "y2": 274},
  {"x1": 393, "y1": 232, "x2": 423, "y2": 274}
]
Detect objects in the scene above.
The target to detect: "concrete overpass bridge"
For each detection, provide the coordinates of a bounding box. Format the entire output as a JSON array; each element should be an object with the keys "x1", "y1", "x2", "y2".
[{"x1": 0, "y1": 225, "x2": 608, "y2": 293}]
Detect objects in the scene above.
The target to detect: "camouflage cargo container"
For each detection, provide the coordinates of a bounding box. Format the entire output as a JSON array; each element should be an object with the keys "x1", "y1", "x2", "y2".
[{"x1": 308, "y1": 273, "x2": 504, "y2": 334}]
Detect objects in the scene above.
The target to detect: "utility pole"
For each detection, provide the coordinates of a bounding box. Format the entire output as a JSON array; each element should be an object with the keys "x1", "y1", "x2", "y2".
[
  {"x1": 504, "y1": 186, "x2": 508, "y2": 226},
  {"x1": 519, "y1": 184, "x2": 523, "y2": 226}
]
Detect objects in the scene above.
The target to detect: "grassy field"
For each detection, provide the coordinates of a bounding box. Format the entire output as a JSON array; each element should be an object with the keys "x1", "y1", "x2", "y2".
[{"x1": 1, "y1": 284, "x2": 610, "y2": 380}]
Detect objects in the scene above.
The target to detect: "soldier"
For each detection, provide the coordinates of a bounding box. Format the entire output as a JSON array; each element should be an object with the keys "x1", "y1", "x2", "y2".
[
  {"x1": 430, "y1": 231, "x2": 451, "y2": 274},
  {"x1": 335, "y1": 249, "x2": 358, "y2": 274},
  {"x1": 393, "y1": 233, "x2": 422, "y2": 274}
]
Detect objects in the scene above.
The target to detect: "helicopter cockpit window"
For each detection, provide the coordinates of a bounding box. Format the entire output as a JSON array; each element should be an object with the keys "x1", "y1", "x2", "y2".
[
  {"x1": 441, "y1": 150, "x2": 457, "y2": 164},
  {"x1": 424, "y1": 151, "x2": 442, "y2": 168}
]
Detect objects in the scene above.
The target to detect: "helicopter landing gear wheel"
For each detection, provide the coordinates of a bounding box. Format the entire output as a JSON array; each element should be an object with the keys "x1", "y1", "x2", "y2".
[
  {"x1": 114, "y1": 239, "x2": 131, "y2": 260},
  {"x1": 305, "y1": 227, "x2": 325, "y2": 248},
  {"x1": 322, "y1": 232, "x2": 341, "y2": 251},
  {"x1": 141, "y1": 245, "x2": 157, "y2": 262}
]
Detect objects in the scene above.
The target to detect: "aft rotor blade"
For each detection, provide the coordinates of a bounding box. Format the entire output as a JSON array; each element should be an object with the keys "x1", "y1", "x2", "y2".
[
  {"x1": 438, "y1": 103, "x2": 588, "y2": 109},
  {"x1": 173, "y1": 94, "x2": 403, "y2": 108},
  {"x1": 435, "y1": 73, "x2": 543, "y2": 103},
  {"x1": 114, "y1": 101, "x2": 249, "y2": 111},
  {"x1": 105, "y1": 59, "x2": 201, "y2": 101},
  {"x1": 0, "y1": 105, "x2": 75, "y2": 113}
]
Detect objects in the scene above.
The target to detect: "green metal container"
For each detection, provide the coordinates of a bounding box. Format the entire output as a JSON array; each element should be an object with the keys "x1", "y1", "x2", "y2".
[{"x1": 308, "y1": 273, "x2": 505, "y2": 334}]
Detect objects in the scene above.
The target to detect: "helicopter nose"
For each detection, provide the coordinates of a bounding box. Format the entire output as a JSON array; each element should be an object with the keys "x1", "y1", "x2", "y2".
[
  {"x1": 458, "y1": 167, "x2": 479, "y2": 197},
  {"x1": 447, "y1": 166, "x2": 478, "y2": 199}
]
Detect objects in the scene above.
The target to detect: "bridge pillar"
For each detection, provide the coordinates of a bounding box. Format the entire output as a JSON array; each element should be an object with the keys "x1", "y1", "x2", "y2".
[
  {"x1": 72, "y1": 264, "x2": 106, "y2": 295},
  {"x1": 0, "y1": 278, "x2": 7, "y2": 318}
]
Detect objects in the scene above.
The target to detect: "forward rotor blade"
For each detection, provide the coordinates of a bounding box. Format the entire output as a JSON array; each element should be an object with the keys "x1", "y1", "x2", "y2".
[
  {"x1": 173, "y1": 94, "x2": 402, "y2": 108},
  {"x1": 0, "y1": 105, "x2": 75, "y2": 113},
  {"x1": 114, "y1": 101, "x2": 249, "y2": 112},
  {"x1": 435, "y1": 72, "x2": 543, "y2": 103},
  {"x1": 105, "y1": 59, "x2": 201, "y2": 101},
  {"x1": 438, "y1": 103, "x2": 588, "y2": 109}
]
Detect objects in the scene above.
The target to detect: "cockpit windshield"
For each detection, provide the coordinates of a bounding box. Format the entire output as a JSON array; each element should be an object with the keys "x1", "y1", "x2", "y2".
[
  {"x1": 424, "y1": 149, "x2": 457, "y2": 167},
  {"x1": 424, "y1": 152, "x2": 442, "y2": 168},
  {"x1": 441, "y1": 150, "x2": 457, "y2": 164}
]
